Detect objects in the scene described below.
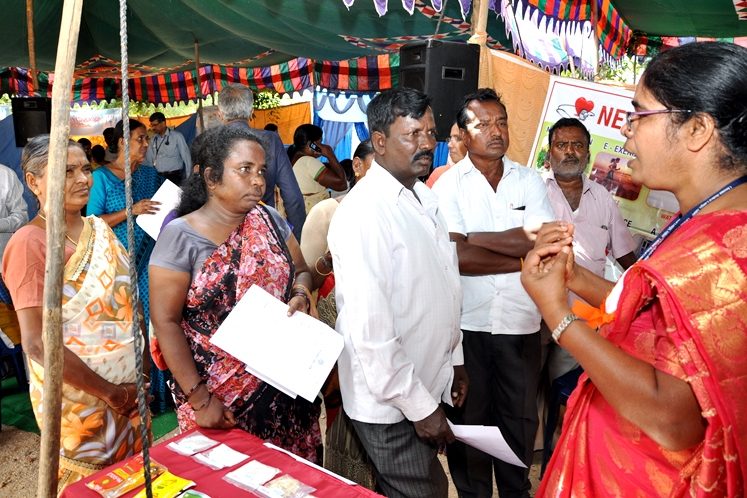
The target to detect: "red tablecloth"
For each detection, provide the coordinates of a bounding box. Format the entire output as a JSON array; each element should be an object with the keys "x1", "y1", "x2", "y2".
[{"x1": 61, "y1": 428, "x2": 383, "y2": 497}]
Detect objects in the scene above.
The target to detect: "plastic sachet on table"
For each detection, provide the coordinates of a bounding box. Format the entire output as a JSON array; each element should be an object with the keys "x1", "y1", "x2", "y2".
[
  {"x1": 254, "y1": 474, "x2": 316, "y2": 498},
  {"x1": 192, "y1": 443, "x2": 249, "y2": 470},
  {"x1": 166, "y1": 432, "x2": 220, "y2": 456},
  {"x1": 133, "y1": 471, "x2": 195, "y2": 498},
  {"x1": 223, "y1": 459, "x2": 282, "y2": 492}
]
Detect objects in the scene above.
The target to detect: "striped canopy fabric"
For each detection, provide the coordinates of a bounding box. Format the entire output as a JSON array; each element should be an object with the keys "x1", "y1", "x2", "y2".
[{"x1": 0, "y1": 55, "x2": 398, "y2": 105}]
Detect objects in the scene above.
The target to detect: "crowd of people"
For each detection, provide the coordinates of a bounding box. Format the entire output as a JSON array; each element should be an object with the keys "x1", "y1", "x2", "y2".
[{"x1": 0, "y1": 41, "x2": 745, "y2": 497}]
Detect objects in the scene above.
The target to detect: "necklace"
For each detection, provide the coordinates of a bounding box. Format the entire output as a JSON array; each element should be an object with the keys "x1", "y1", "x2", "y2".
[
  {"x1": 639, "y1": 175, "x2": 747, "y2": 260},
  {"x1": 37, "y1": 212, "x2": 79, "y2": 247}
]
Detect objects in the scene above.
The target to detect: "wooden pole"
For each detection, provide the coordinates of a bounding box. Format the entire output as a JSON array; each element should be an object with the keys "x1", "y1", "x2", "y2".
[
  {"x1": 36, "y1": 0, "x2": 84, "y2": 496},
  {"x1": 26, "y1": 0, "x2": 38, "y2": 93},
  {"x1": 468, "y1": 0, "x2": 493, "y2": 88},
  {"x1": 194, "y1": 40, "x2": 205, "y2": 133}
]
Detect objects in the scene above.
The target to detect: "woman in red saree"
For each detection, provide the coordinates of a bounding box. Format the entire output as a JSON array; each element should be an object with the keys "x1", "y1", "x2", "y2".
[
  {"x1": 521, "y1": 42, "x2": 747, "y2": 497},
  {"x1": 149, "y1": 125, "x2": 321, "y2": 463}
]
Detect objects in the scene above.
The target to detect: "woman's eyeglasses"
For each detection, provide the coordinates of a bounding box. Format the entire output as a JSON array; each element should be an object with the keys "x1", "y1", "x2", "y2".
[{"x1": 625, "y1": 109, "x2": 692, "y2": 128}]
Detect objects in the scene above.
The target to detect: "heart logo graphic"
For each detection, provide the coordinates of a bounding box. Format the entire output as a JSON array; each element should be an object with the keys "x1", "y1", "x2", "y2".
[{"x1": 575, "y1": 97, "x2": 595, "y2": 116}]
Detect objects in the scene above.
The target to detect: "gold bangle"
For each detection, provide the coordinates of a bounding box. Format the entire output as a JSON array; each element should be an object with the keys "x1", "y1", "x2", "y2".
[
  {"x1": 291, "y1": 283, "x2": 311, "y2": 298},
  {"x1": 110, "y1": 385, "x2": 129, "y2": 410},
  {"x1": 192, "y1": 392, "x2": 213, "y2": 412},
  {"x1": 314, "y1": 256, "x2": 332, "y2": 277}
]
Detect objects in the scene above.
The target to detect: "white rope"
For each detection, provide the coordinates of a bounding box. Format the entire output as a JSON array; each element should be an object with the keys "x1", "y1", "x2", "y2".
[{"x1": 118, "y1": 1, "x2": 154, "y2": 496}]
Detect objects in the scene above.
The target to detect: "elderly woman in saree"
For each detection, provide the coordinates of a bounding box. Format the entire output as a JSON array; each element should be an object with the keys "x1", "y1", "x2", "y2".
[
  {"x1": 149, "y1": 125, "x2": 322, "y2": 463},
  {"x1": 521, "y1": 41, "x2": 747, "y2": 497},
  {"x1": 3, "y1": 135, "x2": 146, "y2": 494}
]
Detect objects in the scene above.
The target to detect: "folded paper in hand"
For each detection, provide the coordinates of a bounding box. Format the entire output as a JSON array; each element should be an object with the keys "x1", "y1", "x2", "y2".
[
  {"x1": 210, "y1": 285, "x2": 344, "y2": 403},
  {"x1": 448, "y1": 421, "x2": 527, "y2": 468},
  {"x1": 135, "y1": 179, "x2": 182, "y2": 240}
]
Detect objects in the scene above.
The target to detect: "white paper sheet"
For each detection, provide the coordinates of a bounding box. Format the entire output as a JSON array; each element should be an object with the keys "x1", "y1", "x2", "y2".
[
  {"x1": 448, "y1": 421, "x2": 527, "y2": 468},
  {"x1": 135, "y1": 179, "x2": 182, "y2": 240},
  {"x1": 209, "y1": 285, "x2": 344, "y2": 403}
]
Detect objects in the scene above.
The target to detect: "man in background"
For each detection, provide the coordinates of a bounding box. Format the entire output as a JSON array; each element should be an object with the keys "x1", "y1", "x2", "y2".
[
  {"x1": 146, "y1": 111, "x2": 191, "y2": 185},
  {"x1": 218, "y1": 84, "x2": 306, "y2": 239},
  {"x1": 0, "y1": 164, "x2": 27, "y2": 267},
  {"x1": 541, "y1": 117, "x2": 637, "y2": 380}
]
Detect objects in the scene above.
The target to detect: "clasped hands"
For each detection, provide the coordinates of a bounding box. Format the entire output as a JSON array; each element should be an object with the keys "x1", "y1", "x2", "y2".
[{"x1": 520, "y1": 221, "x2": 576, "y2": 314}]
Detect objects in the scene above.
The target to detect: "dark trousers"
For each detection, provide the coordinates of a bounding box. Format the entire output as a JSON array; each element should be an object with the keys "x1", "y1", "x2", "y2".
[
  {"x1": 160, "y1": 169, "x2": 184, "y2": 186},
  {"x1": 446, "y1": 330, "x2": 542, "y2": 498},
  {"x1": 352, "y1": 418, "x2": 448, "y2": 498}
]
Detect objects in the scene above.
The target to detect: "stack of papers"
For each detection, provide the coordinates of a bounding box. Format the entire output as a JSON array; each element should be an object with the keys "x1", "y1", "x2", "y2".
[{"x1": 210, "y1": 285, "x2": 344, "y2": 403}]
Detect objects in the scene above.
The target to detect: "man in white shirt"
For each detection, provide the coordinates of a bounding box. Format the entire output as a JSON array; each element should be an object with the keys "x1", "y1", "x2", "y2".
[
  {"x1": 432, "y1": 88, "x2": 554, "y2": 498},
  {"x1": 0, "y1": 164, "x2": 28, "y2": 268},
  {"x1": 329, "y1": 87, "x2": 468, "y2": 498},
  {"x1": 145, "y1": 111, "x2": 191, "y2": 185}
]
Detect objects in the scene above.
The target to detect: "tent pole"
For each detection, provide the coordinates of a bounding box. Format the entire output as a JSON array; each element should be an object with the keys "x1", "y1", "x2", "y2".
[
  {"x1": 194, "y1": 40, "x2": 205, "y2": 133},
  {"x1": 26, "y1": 0, "x2": 38, "y2": 93},
  {"x1": 591, "y1": 0, "x2": 600, "y2": 76},
  {"x1": 469, "y1": 0, "x2": 493, "y2": 89},
  {"x1": 36, "y1": 0, "x2": 83, "y2": 495}
]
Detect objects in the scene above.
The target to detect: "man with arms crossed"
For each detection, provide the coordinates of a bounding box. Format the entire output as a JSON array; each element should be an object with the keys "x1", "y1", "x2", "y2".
[
  {"x1": 329, "y1": 87, "x2": 468, "y2": 498},
  {"x1": 433, "y1": 88, "x2": 554, "y2": 498}
]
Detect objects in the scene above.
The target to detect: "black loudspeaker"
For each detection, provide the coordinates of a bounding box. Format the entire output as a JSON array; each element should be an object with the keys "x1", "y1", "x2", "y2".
[
  {"x1": 11, "y1": 97, "x2": 52, "y2": 147},
  {"x1": 399, "y1": 40, "x2": 480, "y2": 140}
]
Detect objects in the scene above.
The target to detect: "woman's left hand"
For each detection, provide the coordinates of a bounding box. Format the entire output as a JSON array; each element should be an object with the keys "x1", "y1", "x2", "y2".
[{"x1": 287, "y1": 294, "x2": 311, "y2": 316}]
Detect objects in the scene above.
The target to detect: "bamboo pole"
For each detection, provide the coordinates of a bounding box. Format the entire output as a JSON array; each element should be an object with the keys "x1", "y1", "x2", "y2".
[
  {"x1": 36, "y1": 0, "x2": 84, "y2": 496},
  {"x1": 468, "y1": 0, "x2": 493, "y2": 88},
  {"x1": 194, "y1": 40, "x2": 205, "y2": 133},
  {"x1": 26, "y1": 0, "x2": 38, "y2": 92}
]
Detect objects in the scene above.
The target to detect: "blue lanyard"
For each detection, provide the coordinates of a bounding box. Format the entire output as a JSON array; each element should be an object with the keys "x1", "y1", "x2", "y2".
[{"x1": 640, "y1": 175, "x2": 747, "y2": 261}]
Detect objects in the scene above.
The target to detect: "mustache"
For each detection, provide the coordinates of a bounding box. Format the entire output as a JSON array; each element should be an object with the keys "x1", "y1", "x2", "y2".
[{"x1": 413, "y1": 150, "x2": 434, "y2": 162}]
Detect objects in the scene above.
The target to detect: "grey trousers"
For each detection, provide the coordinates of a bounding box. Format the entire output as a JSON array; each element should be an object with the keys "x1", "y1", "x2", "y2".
[{"x1": 352, "y1": 418, "x2": 448, "y2": 498}]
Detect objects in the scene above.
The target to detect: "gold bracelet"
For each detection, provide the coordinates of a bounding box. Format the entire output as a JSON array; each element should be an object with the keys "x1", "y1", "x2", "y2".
[
  {"x1": 192, "y1": 392, "x2": 213, "y2": 412},
  {"x1": 291, "y1": 283, "x2": 311, "y2": 298},
  {"x1": 314, "y1": 256, "x2": 332, "y2": 277},
  {"x1": 110, "y1": 385, "x2": 129, "y2": 410}
]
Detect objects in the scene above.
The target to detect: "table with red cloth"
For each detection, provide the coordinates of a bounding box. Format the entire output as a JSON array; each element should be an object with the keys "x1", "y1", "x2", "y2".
[{"x1": 61, "y1": 428, "x2": 384, "y2": 497}]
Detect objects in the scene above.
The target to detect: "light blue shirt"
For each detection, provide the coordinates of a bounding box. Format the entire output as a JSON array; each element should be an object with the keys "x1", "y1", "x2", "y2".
[{"x1": 146, "y1": 128, "x2": 191, "y2": 175}]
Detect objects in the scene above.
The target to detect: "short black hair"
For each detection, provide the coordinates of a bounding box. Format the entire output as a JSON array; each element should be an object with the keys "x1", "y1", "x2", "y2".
[
  {"x1": 91, "y1": 144, "x2": 106, "y2": 162},
  {"x1": 367, "y1": 87, "x2": 431, "y2": 136},
  {"x1": 149, "y1": 111, "x2": 166, "y2": 123},
  {"x1": 456, "y1": 88, "x2": 505, "y2": 130},
  {"x1": 547, "y1": 118, "x2": 591, "y2": 148}
]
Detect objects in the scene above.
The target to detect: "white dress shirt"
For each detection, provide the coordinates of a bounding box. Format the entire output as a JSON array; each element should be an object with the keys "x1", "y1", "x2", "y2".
[
  {"x1": 0, "y1": 164, "x2": 28, "y2": 268},
  {"x1": 433, "y1": 155, "x2": 554, "y2": 335},
  {"x1": 329, "y1": 161, "x2": 463, "y2": 424}
]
